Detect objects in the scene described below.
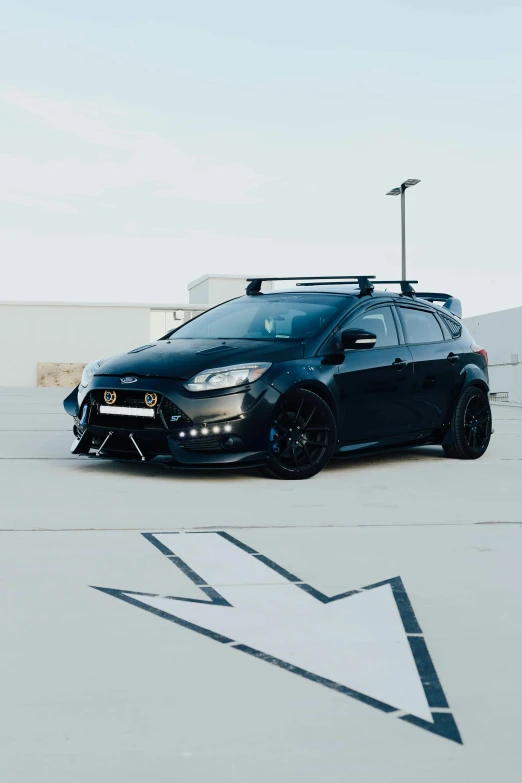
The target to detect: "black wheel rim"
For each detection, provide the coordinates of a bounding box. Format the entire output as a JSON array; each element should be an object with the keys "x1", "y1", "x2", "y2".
[
  {"x1": 463, "y1": 394, "x2": 491, "y2": 452},
  {"x1": 269, "y1": 395, "x2": 330, "y2": 473}
]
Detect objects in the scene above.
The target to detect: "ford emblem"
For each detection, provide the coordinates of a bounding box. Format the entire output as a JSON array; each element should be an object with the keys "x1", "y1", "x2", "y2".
[{"x1": 121, "y1": 376, "x2": 138, "y2": 384}]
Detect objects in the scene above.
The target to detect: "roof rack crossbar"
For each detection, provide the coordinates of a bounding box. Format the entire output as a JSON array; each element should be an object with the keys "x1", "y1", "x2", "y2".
[
  {"x1": 297, "y1": 281, "x2": 362, "y2": 286},
  {"x1": 296, "y1": 278, "x2": 419, "y2": 297},
  {"x1": 246, "y1": 275, "x2": 375, "y2": 296}
]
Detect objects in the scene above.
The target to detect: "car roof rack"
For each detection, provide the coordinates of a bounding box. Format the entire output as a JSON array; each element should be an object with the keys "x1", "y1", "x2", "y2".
[
  {"x1": 296, "y1": 278, "x2": 419, "y2": 297},
  {"x1": 245, "y1": 277, "x2": 461, "y2": 312},
  {"x1": 246, "y1": 276, "x2": 375, "y2": 296}
]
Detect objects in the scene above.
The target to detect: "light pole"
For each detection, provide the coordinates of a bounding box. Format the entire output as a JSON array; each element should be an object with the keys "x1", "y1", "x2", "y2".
[{"x1": 386, "y1": 179, "x2": 420, "y2": 280}]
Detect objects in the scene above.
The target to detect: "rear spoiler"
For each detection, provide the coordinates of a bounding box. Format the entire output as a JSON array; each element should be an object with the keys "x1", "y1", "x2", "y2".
[{"x1": 415, "y1": 292, "x2": 462, "y2": 319}]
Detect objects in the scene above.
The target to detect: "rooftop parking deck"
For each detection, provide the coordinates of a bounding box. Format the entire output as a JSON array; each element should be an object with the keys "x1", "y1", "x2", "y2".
[{"x1": 1, "y1": 388, "x2": 521, "y2": 782}]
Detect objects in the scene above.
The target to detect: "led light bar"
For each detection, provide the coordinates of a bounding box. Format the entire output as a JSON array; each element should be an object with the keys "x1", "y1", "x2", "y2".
[
  {"x1": 99, "y1": 405, "x2": 154, "y2": 418},
  {"x1": 178, "y1": 423, "x2": 234, "y2": 438}
]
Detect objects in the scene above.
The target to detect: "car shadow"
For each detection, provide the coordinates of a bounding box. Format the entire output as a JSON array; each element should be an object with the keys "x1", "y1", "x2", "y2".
[
  {"x1": 325, "y1": 444, "x2": 447, "y2": 472},
  {"x1": 74, "y1": 444, "x2": 446, "y2": 482},
  {"x1": 76, "y1": 455, "x2": 260, "y2": 482}
]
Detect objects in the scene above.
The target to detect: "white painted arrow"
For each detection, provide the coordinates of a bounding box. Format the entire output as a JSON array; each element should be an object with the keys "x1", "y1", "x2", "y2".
[{"x1": 94, "y1": 531, "x2": 462, "y2": 743}]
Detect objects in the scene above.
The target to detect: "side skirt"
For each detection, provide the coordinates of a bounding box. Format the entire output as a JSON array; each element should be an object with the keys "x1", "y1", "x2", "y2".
[{"x1": 333, "y1": 430, "x2": 435, "y2": 459}]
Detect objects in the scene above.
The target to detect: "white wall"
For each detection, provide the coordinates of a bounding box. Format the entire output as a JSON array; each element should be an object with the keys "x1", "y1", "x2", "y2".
[
  {"x1": 464, "y1": 306, "x2": 522, "y2": 402},
  {"x1": 0, "y1": 302, "x2": 149, "y2": 387},
  {"x1": 0, "y1": 302, "x2": 207, "y2": 387}
]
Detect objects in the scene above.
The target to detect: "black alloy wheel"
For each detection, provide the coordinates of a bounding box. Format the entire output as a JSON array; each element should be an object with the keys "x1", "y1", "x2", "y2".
[
  {"x1": 265, "y1": 388, "x2": 337, "y2": 479},
  {"x1": 443, "y1": 386, "x2": 492, "y2": 460}
]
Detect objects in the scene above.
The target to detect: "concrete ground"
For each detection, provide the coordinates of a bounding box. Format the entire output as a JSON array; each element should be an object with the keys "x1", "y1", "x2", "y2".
[{"x1": 0, "y1": 387, "x2": 521, "y2": 782}]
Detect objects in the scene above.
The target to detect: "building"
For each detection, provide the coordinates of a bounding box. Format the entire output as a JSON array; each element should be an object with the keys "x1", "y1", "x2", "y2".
[
  {"x1": 464, "y1": 306, "x2": 521, "y2": 404},
  {"x1": 188, "y1": 274, "x2": 273, "y2": 305},
  {"x1": 0, "y1": 275, "x2": 257, "y2": 387}
]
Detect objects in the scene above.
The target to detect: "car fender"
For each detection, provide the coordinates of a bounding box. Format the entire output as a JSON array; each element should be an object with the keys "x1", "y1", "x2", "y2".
[
  {"x1": 266, "y1": 361, "x2": 340, "y2": 419},
  {"x1": 459, "y1": 362, "x2": 489, "y2": 393},
  {"x1": 64, "y1": 385, "x2": 80, "y2": 417},
  {"x1": 441, "y1": 363, "x2": 489, "y2": 443}
]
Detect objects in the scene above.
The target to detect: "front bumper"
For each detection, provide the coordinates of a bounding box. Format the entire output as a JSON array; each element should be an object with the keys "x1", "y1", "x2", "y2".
[{"x1": 66, "y1": 376, "x2": 280, "y2": 467}]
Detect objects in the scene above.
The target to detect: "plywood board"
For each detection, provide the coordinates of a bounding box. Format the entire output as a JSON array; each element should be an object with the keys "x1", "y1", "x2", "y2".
[{"x1": 37, "y1": 362, "x2": 86, "y2": 388}]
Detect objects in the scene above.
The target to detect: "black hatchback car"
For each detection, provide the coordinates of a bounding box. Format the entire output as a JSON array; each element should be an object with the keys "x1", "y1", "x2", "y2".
[{"x1": 64, "y1": 276, "x2": 492, "y2": 479}]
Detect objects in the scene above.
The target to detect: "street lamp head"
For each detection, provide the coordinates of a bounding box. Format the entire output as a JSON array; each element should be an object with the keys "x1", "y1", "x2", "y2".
[{"x1": 386, "y1": 178, "x2": 420, "y2": 282}]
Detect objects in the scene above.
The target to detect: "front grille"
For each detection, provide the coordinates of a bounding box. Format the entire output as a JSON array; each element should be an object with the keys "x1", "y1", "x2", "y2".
[
  {"x1": 161, "y1": 398, "x2": 193, "y2": 429},
  {"x1": 183, "y1": 436, "x2": 223, "y2": 452},
  {"x1": 91, "y1": 390, "x2": 149, "y2": 408},
  {"x1": 87, "y1": 390, "x2": 192, "y2": 431}
]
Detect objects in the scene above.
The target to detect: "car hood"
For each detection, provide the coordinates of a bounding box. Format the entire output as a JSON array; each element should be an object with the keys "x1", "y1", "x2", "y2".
[{"x1": 95, "y1": 338, "x2": 305, "y2": 381}]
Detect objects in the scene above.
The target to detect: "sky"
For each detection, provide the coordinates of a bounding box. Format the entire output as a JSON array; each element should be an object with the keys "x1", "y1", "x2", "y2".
[{"x1": 0, "y1": 0, "x2": 521, "y2": 317}]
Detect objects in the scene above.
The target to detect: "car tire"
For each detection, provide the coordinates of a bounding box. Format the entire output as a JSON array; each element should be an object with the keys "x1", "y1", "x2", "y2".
[
  {"x1": 442, "y1": 386, "x2": 492, "y2": 460},
  {"x1": 265, "y1": 388, "x2": 337, "y2": 480}
]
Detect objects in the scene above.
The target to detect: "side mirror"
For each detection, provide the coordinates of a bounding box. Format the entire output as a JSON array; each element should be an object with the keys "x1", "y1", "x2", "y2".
[{"x1": 340, "y1": 328, "x2": 377, "y2": 350}]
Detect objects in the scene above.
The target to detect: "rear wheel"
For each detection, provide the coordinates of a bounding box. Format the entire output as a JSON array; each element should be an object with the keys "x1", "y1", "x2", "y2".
[
  {"x1": 443, "y1": 386, "x2": 492, "y2": 460},
  {"x1": 265, "y1": 389, "x2": 337, "y2": 480}
]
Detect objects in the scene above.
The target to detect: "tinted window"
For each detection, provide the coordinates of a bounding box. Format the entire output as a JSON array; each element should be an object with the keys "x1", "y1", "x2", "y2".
[
  {"x1": 399, "y1": 308, "x2": 444, "y2": 344},
  {"x1": 167, "y1": 294, "x2": 349, "y2": 340},
  {"x1": 347, "y1": 306, "x2": 399, "y2": 347},
  {"x1": 441, "y1": 313, "x2": 462, "y2": 338}
]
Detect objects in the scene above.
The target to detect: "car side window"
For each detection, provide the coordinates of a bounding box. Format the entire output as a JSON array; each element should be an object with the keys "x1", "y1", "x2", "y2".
[
  {"x1": 441, "y1": 313, "x2": 462, "y2": 339},
  {"x1": 398, "y1": 307, "x2": 444, "y2": 344},
  {"x1": 346, "y1": 306, "x2": 399, "y2": 348}
]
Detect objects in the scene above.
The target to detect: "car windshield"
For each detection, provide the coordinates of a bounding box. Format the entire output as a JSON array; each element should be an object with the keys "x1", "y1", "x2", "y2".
[{"x1": 167, "y1": 294, "x2": 349, "y2": 341}]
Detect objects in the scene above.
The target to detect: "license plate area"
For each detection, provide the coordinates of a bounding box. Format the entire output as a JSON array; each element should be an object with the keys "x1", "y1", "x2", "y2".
[{"x1": 99, "y1": 405, "x2": 155, "y2": 418}]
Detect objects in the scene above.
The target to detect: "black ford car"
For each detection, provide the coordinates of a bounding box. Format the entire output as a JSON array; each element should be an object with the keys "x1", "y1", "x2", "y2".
[{"x1": 64, "y1": 276, "x2": 492, "y2": 479}]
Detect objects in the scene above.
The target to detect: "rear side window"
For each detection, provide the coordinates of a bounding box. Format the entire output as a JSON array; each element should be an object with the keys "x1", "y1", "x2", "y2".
[
  {"x1": 347, "y1": 306, "x2": 399, "y2": 347},
  {"x1": 398, "y1": 307, "x2": 444, "y2": 344},
  {"x1": 441, "y1": 314, "x2": 462, "y2": 338}
]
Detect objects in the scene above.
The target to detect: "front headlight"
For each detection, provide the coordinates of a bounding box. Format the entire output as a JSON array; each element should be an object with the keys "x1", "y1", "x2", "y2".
[
  {"x1": 184, "y1": 363, "x2": 271, "y2": 392},
  {"x1": 80, "y1": 359, "x2": 104, "y2": 388}
]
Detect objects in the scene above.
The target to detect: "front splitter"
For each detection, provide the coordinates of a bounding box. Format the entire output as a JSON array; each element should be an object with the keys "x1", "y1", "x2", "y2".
[
  {"x1": 72, "y1": 442, "x2": 267, "y2": 470},
  {"x1": 168, "y1": 438, "x2": 267, "y2": 468}
]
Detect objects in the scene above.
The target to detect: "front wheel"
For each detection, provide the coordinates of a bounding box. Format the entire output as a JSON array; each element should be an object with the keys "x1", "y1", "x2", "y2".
[
  {"x1": 265, "y1": 389, "x2": 337, "y2": 480},
  {"x1": 443, "y1": 386, "x2": 492, "y2": 460}
]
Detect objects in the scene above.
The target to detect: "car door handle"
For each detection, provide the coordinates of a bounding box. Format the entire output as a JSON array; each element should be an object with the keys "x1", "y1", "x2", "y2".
[
  {"x1": 392, "y1": 358, "x2": 408, "y2": 370},
  {"x1": 447, "y1": 352, "x2": 459, "y2": 364}
]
